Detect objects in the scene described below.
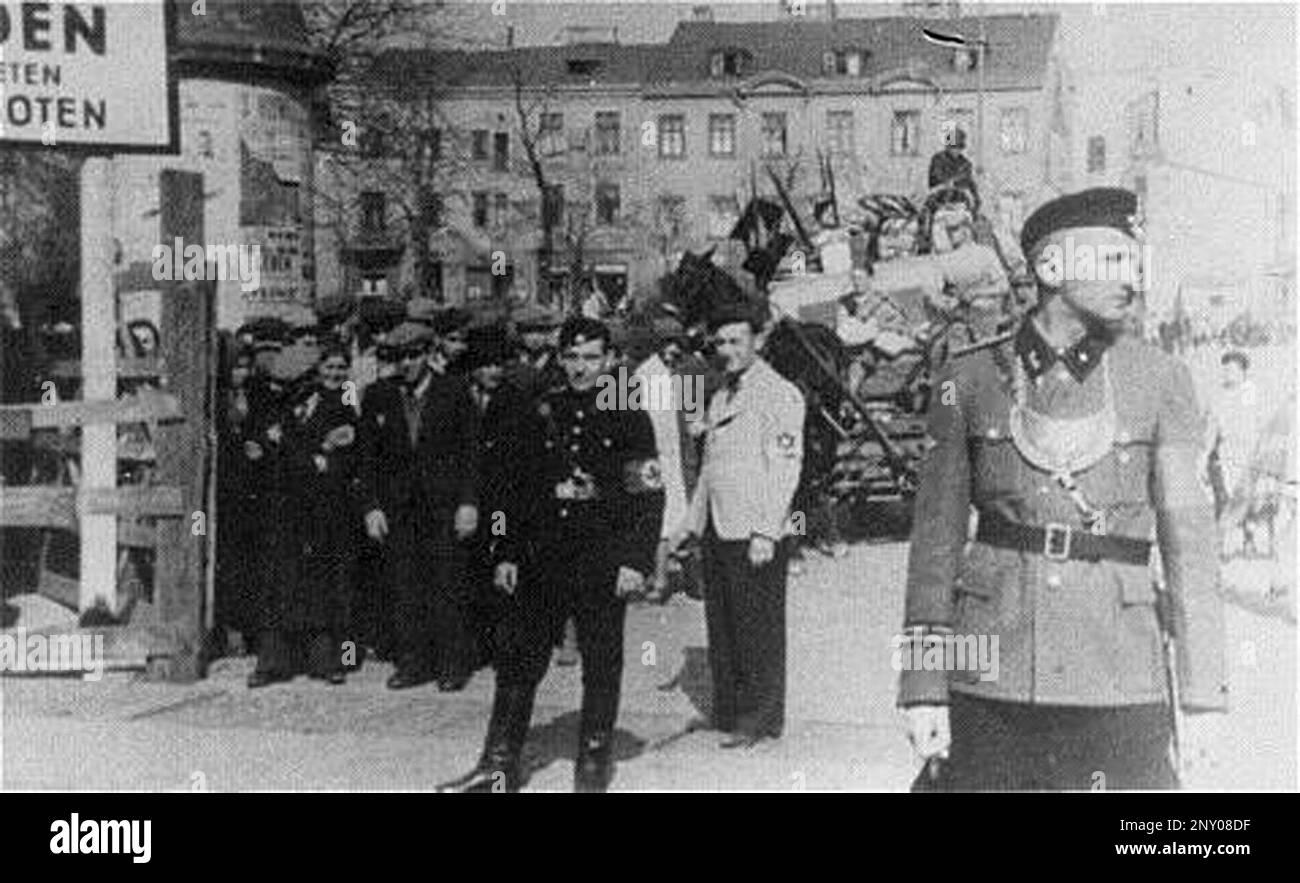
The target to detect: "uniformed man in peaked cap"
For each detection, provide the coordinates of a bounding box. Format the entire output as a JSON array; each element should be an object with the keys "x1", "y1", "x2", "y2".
[
  {"x1": 439, "y1": 317, "x2": 663, "y2": 792},
  {"x1": 899, "y1": 187, "x2": 1228, "y2": 790}
]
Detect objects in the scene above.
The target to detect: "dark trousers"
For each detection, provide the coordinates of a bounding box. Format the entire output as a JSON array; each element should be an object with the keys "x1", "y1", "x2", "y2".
[
  {"x1": 494, "y1": 548, "x2": 627, "y2": 737},
  {"x1": 702, "y1": 529, "x2": 788, "y2": 738},
  {"x1": 938, "y1": 692, "x2": 1177, "y2": 791},
  {"x1": 387, "y1": 516, "x2": 474, "y2": 679},
  {"x1": 254, "y1": 628, "x2": 340, "y2": 677}
]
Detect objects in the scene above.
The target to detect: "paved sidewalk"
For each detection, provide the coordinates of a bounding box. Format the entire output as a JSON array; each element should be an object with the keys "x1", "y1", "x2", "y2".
[{"x1": 1, "y1": 541, "x2": 1293, "y2": 791}]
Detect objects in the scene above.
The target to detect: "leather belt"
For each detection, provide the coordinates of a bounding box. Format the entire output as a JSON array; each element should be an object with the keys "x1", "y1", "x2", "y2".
[{"x1": 975, "y1": 509, "x2": 1151, "y2": 565}]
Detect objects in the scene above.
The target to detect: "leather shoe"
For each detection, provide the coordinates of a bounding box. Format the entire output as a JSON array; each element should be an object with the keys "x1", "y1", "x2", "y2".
[
  {"x1": 247, "y1": 670, "x2": 291, "y2": 689},
  {"x1": 437, "y1": 765, "x2": 518, "y2": 794},
  {"x1": 719, "y1": 732, "x2": 768, "y2": 750},
  {"x1": 387, "y1": 669, "x2": 434, "y2": 690},
  {"x1": 574, "y1": 735, "x2": 614, "y2": 793}
]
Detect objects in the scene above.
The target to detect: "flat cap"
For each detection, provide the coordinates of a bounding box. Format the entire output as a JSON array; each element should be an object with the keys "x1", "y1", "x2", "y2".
[
  {"x1": 558, "y1": 316, "x2": 611, "y2": 350},
  {"x1": 705, "y1": 297, "x2": 769, "y2": 333},
  {"x1": 512, "y1": 302, "x2": 564, "y2": 331},
  {"x1": 1020, "y1": 187, "x2": 1141, "y2": 256},
  {"x1": 239, "y1": 316, "x2": 291, "y2": 343},
  {"x1": 463, "y1": 322, "x2": 512, "y2": 370},
  {"x1": 385, "y1": 321, "x2": 434, "y2": 349}
]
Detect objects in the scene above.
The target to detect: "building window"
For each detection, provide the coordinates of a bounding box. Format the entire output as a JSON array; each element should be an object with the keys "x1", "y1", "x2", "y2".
[
  {"x1": 1128, "y1": 90, "x2": 1159, "y2": 157},
  {"x1": 429, "y1": 129, "x2": 442, "y2": 163},
  {"x1": 708, "y1": 195, "x2": 740, "y2": 239},
  {"x1": 709, "y1": 114, "x2": 736, "y2": 157},
  {"x1": 595, "y1": 183, "x2": 621, "y2": 225},
  {"x1": 826, "y1": 110, "x2": 854, "y2": 155},
  {"x1": 940, "y1": 108, "x2": 974, "y2": 149},
  {"x1": 1086, "y1": 135, "x2": 1106, "y2": 173},
  {"x1": 709, "y1": 49, "x2": 750, "y2": 78},
  {"x1": 493, "y1": 192, "x2": 509, "y2": 228},
  {"x1": 362, "y1": 128, "x2": 387, "y2": 159},
  {"x1": 761, "y1": 112, "x2": 787, "y2": 157},
  {"x1": 567, "y1": 58, "x2": 601, "y2": 77},
  {"x1": 467, "y1": 261, "x2": 514, "y2": 302},
  {"x1": 656, "y1": 194, "x2": 687, "y2": 241},
  {"x1": 542, "y1": 184, "x2": 565, "y2": 230},
  {"x1": 361, "y1": 274, "x2": 389, "y2": 297},
  {"x1": 419, "y1": 187, "x2": 443, "y2": 229},
  {"x1": 360, "y1": 191, "x2": 386, "y2": 234},
  {"x1": 594, "y1": 111, "x2": 621, "y2": 155},
  {"x1": 891, "y1": 110, "x2": 920, "y2": 156},
  {"x1": 822, "y1": 49, "x2": 865, "y2": 76},
  {"x1": 472, "y1": 129, "x2": 489, "y2": 160},
  {"x1": 493, "y1": 132, "x2": 510, "y2": 170},
  {"x1": 1000, "y1": 107, "x2": 1028, "y2": 154},
  {"x1": 540, "y1": 112, "x2": 565, "y2": 156},
  {"x1": 472, "y1": 191, "x2": 489, "y2": 228},
  {"x1": 658, "y1": 114, "x2": 686, "y2": 159}
]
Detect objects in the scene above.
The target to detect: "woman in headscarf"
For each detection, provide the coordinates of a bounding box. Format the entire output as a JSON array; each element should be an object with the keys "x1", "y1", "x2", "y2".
[{"x1": 248, "y1": 344, "x2": 364, "y2": 687}]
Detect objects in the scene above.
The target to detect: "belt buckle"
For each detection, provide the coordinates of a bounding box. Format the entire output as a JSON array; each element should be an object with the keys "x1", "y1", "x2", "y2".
[{"x1": 1043, "y1": 522, "x2": 1072, "y2": 561}]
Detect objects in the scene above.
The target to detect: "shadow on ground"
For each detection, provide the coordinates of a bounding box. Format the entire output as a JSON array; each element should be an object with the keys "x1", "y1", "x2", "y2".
[{"x1": 521, "y1": 710, "x2": 647, "y2": 784}]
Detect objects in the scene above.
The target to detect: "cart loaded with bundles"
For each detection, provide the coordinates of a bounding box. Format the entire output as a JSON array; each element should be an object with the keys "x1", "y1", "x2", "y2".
[{"x1": 656, "y1": 173, "x2": 1033, "y2": 508}]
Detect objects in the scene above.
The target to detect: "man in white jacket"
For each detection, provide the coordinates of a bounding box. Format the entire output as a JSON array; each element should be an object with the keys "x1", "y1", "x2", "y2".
[{"x1": 683, "y1": 300, "x2": 805, "y2": 748}]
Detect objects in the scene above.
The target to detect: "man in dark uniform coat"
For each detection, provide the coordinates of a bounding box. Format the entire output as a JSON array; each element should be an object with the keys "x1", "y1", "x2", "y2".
[
  {"x1": 463, "y1": 321, "x2": 527, "y2": 668},
  {"x1": 358, "y1": 321, "x2": 481, "y2": 691},
  {"x1": 440, "y1": 317, "x2": 664, "y2": 793},
  {"x1": 900, "y1": 188, "x2": 1228, "y2": 790}
]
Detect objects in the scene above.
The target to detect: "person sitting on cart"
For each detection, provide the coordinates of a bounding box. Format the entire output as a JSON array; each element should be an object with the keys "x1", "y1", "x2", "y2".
[{"x1": 927, "y1": 128, "x2": 979, "y2": 215}]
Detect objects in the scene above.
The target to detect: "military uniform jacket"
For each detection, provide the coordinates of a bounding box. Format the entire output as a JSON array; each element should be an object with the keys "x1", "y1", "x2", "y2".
[
  {"x1": 688, "y1": 357, "x2": 806, "y2": 541},
  {"x1": 357, "y1": 372, "x2": 480, "y2": 524},
  {"x1": 898, "y1": 325, "x2": 1228, "y2": 711},
  {"x1": 497, "y1": 385, "x2": 664, "y2": 577}
]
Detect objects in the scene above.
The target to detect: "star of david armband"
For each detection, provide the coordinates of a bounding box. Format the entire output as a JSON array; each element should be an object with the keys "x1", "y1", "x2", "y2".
[
  {"x1": 773, "y1": 431, "x2": 800, "y2": 458},
  {"x1": 623, "y1": 457, "x2": 665, "y2": 495}
]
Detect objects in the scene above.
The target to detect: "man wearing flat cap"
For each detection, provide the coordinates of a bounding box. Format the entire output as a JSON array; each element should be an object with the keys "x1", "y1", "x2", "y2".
[
  {"x1": 900, "y1": 187, "x2": 1228, "y2": 790},
  {"x1": 680, "y1": 299, "x2": 806, "y2": 749},
  {"x1": 506, "y1": 303, "x2": 565, "y2": 404},
  {"x1": 357, "y1": 320, "x2": 482, "y2": 692},
  {"x1": 462, "y1": 321, "x2": 525, "y2": 669},
  {"x1": 440, "y1": 317, "x2": 663, "y2": 792}
]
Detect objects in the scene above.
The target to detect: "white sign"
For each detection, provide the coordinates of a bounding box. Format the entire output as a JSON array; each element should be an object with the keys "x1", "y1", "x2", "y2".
[{"x1": 0, "y1": 1, "x2": 174, "y2": 151}]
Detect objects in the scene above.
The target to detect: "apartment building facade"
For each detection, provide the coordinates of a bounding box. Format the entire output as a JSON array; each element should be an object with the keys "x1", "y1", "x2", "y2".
[{"x1": 315, "y1": 12, "x2": 1067, "y2": 308}]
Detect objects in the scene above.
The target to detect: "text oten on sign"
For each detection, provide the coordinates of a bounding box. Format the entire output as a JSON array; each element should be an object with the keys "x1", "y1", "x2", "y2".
[{"x1": 0, "y1": 1, "x2": 174, "y2": 151}]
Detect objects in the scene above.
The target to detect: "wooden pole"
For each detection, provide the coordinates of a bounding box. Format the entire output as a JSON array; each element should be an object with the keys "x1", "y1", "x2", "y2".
[{"x1": 78, "y1": 156, "x2": 118, "y2": 615}]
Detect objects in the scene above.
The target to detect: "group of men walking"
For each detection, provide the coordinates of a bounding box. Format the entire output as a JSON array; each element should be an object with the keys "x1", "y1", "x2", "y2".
[
  {"x1": 219, "y1": 296, "x2": 808, "y2": 792},
  {"x1": 217, "y1": 185, "x2": 1229, "y2": 792}
]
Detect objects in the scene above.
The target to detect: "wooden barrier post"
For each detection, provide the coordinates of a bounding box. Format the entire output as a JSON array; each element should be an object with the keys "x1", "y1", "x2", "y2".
[
  {"x1": 78, "y1": 156, "x2": 119, "y2": 615},
  {"x1": 149, "y1": 169, "x2": 213, "y2": 681}
]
